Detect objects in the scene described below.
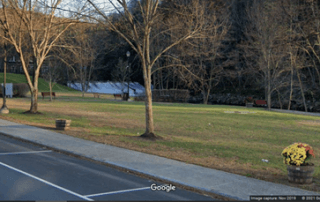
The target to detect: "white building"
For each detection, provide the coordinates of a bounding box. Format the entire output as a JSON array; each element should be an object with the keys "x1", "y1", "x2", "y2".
[{"x1": 67, "y1": 82, "x2": 152, "y2": 97}]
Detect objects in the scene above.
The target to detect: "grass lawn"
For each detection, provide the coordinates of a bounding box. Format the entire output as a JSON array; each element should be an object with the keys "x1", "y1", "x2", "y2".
[{"x1": 1, "y1": 95, "x2": 320, "y2": 192}]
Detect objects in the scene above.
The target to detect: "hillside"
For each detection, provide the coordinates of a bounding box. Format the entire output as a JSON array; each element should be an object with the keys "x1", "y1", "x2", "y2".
[{"x1": 0, "y1": 73, "x2": 79, "y2": 92}]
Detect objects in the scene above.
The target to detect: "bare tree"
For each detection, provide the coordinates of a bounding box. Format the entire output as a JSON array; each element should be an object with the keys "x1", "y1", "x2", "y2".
[
  {"x1": 243, "y1": 0, "x2": 289, "y2": 110},
  {"x1": 87, "y1": 0, "x2": 207, "y2": 138},
  {"x1": 0, "y1": 0, "x2": 76, "y2": 113},
  {"x1": 111, "y1": 58, "x2": 129, "y2": 93},
  {"x1": 56, "y1": 23, "x2": 101, "y2": 97},
  {"x1": 296, "y1": 0, "x2": 320, "y2": 87},
  {"x1": 176, "y1": 1, "x2": 230, "y2": 104},
  {"x1": 111, "y1": 55, "x2": 138, "y2": 96},
  {"x1": 42, "y1": 56, "x2": 62, "y2": 101},
  {"x1": 288, "y1": 0, "x2": 320, "y2": 111},
  {"x1": 273, "y1": 0, "x2": 311, "y2": 111}
]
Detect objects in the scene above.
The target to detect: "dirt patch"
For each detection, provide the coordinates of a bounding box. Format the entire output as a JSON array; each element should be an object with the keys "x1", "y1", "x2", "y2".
[
  {"x1": 87, "y1": 117, "x2": 144, "y2": 129},
  {"x1": 3, "y1": 99, "x2": 146, "y2": 131},
  {"x1": 224, "y1": 111, "x2": 256, "y2": 114},
  {"x1": 298, "y1": 120, "x2": 320, "y2": 127}
]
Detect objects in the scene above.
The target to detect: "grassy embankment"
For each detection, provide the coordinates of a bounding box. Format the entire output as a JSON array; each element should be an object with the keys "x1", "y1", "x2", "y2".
[
  {"x1": 0, "y1": 73, "x2": 117, "y2": 98},
  {"x1": 0, "y1": 72, "x2": 77, "y2": 92}
]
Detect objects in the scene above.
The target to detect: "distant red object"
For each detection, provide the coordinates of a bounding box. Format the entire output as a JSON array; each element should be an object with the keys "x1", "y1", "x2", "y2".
[
  {"x1": 113, "y1": 94, "x2": 122, "y2": 99},
  {"x1": 255, "y1": 100, "x2": 267, "y2": 105}
]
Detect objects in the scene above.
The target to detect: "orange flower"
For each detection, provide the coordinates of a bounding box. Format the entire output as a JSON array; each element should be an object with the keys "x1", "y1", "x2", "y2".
[
  {"x1": 298, "y1": 143, "x2": 304, "y2": 147},
  {"x1": 309, "y1": 149, "x2": 315, "y2": 158},
  {"x1": 297, "y1": 143, "x2": 315, "y2": 158}
]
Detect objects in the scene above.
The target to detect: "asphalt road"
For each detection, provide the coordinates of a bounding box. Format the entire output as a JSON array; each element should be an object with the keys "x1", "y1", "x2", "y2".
[{"x1": 0, "y1": 134, "x2": 217, "y2": 201}]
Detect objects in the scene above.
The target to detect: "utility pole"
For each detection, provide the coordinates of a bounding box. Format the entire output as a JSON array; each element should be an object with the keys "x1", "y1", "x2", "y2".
[
  {"x1": 0, "y1": 25, "x2": 9, "y2": 114},
  {"x1": 126, "y1": 51, "x2": 130, "y2": 101}
]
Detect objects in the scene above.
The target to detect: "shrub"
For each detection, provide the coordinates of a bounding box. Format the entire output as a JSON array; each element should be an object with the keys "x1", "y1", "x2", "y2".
[
  {"x1": 244, "y1": 97, "x2": 254, "y2": 103},
  {"x1": 134, "y1": 93, "x2": 146, "y2": 101},
  {"x1": 13, "y1": 83, "x2": 29, "y2": 97},
  {"x1": 282, "y1": 143, "x2": 315, "y2": 166},
  {"x1": 152, "y1": 89, "x2": 190, "y2": 103}
]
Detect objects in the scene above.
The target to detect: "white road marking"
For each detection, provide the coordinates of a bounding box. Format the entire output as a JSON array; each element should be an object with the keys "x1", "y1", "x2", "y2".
[
  {"x1": 0, "y1": 161, "x2": 93, "y2": 201},
  {"x1": 84, "y1": 187, "x2": 150, "y2": 198},
  {"x1": 0, "y1": 150, "x2": 52, "y2": 155}
]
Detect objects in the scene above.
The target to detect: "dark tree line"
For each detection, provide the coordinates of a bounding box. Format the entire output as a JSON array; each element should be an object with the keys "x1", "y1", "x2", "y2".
[{"x1": 92, "y1": 0, "x2": 320, "y2": 112}]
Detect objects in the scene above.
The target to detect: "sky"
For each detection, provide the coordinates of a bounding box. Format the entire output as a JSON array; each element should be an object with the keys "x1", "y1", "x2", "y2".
[{"x1": 57, "y1": 0, "x2": 122, "y2": 18}]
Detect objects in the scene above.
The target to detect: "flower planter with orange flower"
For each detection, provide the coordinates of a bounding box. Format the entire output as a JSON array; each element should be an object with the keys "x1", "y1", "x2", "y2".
[{"x1": 282, "y1": 143, "x2": 316, "y2": 184}]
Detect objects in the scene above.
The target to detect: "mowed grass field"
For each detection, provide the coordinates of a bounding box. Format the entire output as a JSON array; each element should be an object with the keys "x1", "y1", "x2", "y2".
[{"x1": 0, "y1": 92, "x2": 320, "y2": 192}]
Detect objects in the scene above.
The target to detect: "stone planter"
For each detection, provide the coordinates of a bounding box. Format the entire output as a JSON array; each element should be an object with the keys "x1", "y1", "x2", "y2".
[
  {"x1": 55, "y1": 119, "x2": 71, "y2": 130},
  {"x1": 246, "y1": 103, "x2": 253, "y2": 108},
  {"x1": 287, "y1": 165, "x2": 314, "y2": 184}
]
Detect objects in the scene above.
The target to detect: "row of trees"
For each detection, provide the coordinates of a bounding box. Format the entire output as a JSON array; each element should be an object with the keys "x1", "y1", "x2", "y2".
[
  {"x1": 240, "y1": 0, "x2": 320, "y2": 112},
  {"x1": 86, "y1": 0, "x2": 232, "y2": 137},
  {"x1": 0, "y1": 0, "x2": 76, "y2": 112},
  {"x1": 1, "y1": 0, "x2": 320, "y2": 138}
]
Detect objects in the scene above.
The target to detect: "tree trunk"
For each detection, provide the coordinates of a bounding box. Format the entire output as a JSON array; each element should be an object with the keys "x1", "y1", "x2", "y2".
[
  {"x1": 267, "y1": 68, "x2": 271, "y2": 110},
  {"x1": 81, "y1": 82, "x2": 85, "y2": 98},
  {"x1": 202, "y1": 88, "x2": 208, "y2": 105},
  {"x1": 264, "y1": 73, "x2": 268, "y2": 103},
  {"x1": 29, "y1": 89, "x2": 38, "y2": 113},
  {"x1": 288, "y1": 15, "x2": 293, "y2": 110},
  {"x1": 166, "y1": 70, "x2": 169, "y2": 90},
  {"x1": 277, "y1": 89, "x2": 282, "y2": 109},
  {"x1": 141, "y1": 74, "x2": 156, "y2": 138},
  {"x1": 28, "y1": 70, "x2": 40, "y2": 113},
  {"x1": 307, "y1": 66, "x2": 316, "y2": 87},
  {"x1": 172, "y1": 73, "x2": 175, "y2": 89},
  {"x1": 311, "y1": 59, "x2": 320, "y2": 86},
  {"x1": 296, "y1": 67, "x2": 307, "y2": 112},
  {"x1": 157, "y1": 70, "x2": 160, "y2": 90},
  {"x1": 160, "y1": 69, "x2": 163, "y2": 90},
  {"x1": 66, "y1": 67, "x2": 69, "y2": 83},
  {"x1": 206, "y1": 88, "x2": 211, "y2": 105},
  {"x1": 315, "y1": 66, "x2": 320, "y2": 86},
  {"x1": 153, "y1": 72, "x2": 156, "y2": 90},
  {"x1": 288, "y1": 64, "x2": 294, "y2": 110},
  {"x1": 49, "y1": 78, "x2": 53, "y2": 101},
  {"x1": 2, "y1": 40, "x2": 7, "y2": 108}
]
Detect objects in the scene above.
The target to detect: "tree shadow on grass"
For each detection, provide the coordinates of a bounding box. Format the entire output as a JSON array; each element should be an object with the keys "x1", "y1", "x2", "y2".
[
  {"x1": 127, "y1": 134, "x2": 164, "y2": 142},
  {"x1": 22, "y1": 110, "x2": 44, "y2": 115},
  {"x1": 35, "y1": 126, "x2": 60, "y2": 131}
]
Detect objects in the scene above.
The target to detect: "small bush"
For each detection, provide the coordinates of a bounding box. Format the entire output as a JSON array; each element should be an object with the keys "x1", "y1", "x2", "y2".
[
  {"x1": 244, "y1": 96, "x2": 254, "y2": 103},
  {"x1": 152, "y1": 89, "x2": 190, "y2": 103},
  {"x1": 13, "y1": 83, "x2": 30, "y2": 97},
  {"x1": 134, "y1": 93, "x2": 146, "y2": 101}
]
